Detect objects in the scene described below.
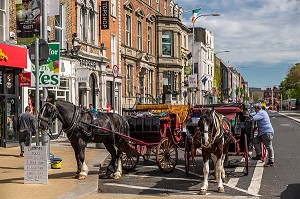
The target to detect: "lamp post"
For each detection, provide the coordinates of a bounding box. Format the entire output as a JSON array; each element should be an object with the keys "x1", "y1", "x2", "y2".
[
  {"x1": 215, "y1": 50, "x2": 230, "y2": 55},
  {"x1": 191, "y1": 12, "x2": 220, "y2": 105}
]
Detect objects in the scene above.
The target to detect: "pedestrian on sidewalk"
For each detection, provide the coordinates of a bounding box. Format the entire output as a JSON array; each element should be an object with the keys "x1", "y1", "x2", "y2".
[
  {"x1": 250, "y1": 103, "x2": 275, "y2": 167},
  {"x1": 18, "y1": 106, "x2": 36, "y2": 157}
]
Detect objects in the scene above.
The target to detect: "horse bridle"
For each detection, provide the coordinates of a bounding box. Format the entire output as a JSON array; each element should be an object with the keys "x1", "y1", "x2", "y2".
[{"x1": 201, "y1": 110, "x2": 223, "y2": 148}]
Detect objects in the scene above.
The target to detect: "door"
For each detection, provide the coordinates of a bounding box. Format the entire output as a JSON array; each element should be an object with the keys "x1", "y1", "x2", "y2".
[{"x1": 6, "y1": 97, "x2": 18, "y2": 143}]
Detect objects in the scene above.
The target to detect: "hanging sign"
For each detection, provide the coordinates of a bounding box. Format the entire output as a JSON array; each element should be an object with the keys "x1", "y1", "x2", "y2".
[
  {"x1": 113, "y1": 65, "x2": 119, "y2": 78},
  {"x1": 188, "y1": 74, "x2": 197, "y2": 88}
]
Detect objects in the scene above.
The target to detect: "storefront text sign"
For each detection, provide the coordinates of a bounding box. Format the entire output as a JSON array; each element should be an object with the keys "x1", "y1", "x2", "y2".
[
  {"x1": 24, "y1": 146, "x2": 48, "y2": 184},
  {"x1": 101, "y1": 1, "x2": 109, "y2": 29},
  {"x1": 76, "y1": 68, "x2": 89, "y2": 82},
  {"x1": 31, "y1": 43, "x2": 60, "y2": 87},
  {"x1": 18, "y1": 72, "x2": 31, "y2": 87},
  {"x1": 0, "y1": 44, "x2": 27, "y2": 69}
]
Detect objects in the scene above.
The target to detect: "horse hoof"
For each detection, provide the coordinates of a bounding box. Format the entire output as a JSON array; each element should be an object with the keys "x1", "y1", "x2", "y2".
[
  {"x1": 199, "y1": 189, "x2": 207, "y2": 195},
  {"x1": 78, "y1": 175, "x2": 86, "y2": 180},
  {"x1": 114, "y1": 174, "x2": 121, "y2": 180},
  {"x1": 218, "y1": 187, "x2": 225, "y2": 193}
]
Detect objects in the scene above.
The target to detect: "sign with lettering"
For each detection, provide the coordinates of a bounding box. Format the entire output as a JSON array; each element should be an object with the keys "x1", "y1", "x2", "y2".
[
  {"x1": 31, "y1": 43, "x2": 60, "y2": 87},
  {"x1": 101, "y1": 1, "x2": 109, "y2": 29},
  {"x1": 18, "y1": 72, "x2": 31, "y2": 87},
  {"x1": 76, "y1": 68, "x2": 89, "y2": 82},
  {"x1": 188, "y1": 74, "x2": 198, "y2": 88},
  {"x1": 0, "y1": 44, "x2": 27, "y2": 69},
  {"x1": 24, "y1": 146, "x2": 48, "y2": 184}
]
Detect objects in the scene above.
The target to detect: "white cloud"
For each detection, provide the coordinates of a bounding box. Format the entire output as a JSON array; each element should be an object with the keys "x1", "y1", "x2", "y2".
[{"x1": 176, "y1": 0, "x2": 300, "y2": 86}]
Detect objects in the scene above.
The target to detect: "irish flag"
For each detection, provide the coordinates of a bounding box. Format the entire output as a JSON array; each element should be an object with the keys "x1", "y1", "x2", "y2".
[{"x1": 191, "y1": 9, "x2": 200, "y2": 23}]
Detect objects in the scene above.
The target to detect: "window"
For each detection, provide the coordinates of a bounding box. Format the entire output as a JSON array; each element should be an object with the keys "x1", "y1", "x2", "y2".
[
  {"x1": 156, "y1": 0, "x2": 160, "y2": 12},
  {"x1": 111, "y1": 34, "x2": 116, "y2": 67},
  {"x1": 148, "y1": 70, "x2": 153, "y2": 95},
  {"x1": 89, "y1": 9, "x2": 95, "y2": 42},
  {"x1": 125, "y1": 14, "x2": 131, "y2": 46},
  {"x1": 147, "y1": 26, "x2": 152, "y2": 54},
  {"x1": 80, "y1": 7, "x2": 87, "y2": 41},
  {"x1": 164, "y1": 0, "x2": 167, "y2": 15},
  {"x1": 162, "y1": 31, "x2": 172, "y2": 56},
  {"x1": 149, "y1": 0, "x2": 152, "y2": 6},
  {"x1": 111, "y1": 0, "x2": 116, "y2": 17},
  {"x1": 126, "y1": 65, "x2": 133, "y2": 95},
  {"x1": 55, "y1": 4, "x2": 66, "y2": 49},
  {"x1": 0, "y1": 0, "x2": 5, "y2": 41},
  {"x1": 170, "y1": 5, "x2": 173, "y2": 16},
  {"x1": 137, "y1": 21, "x2": 142, "y2": 50}
]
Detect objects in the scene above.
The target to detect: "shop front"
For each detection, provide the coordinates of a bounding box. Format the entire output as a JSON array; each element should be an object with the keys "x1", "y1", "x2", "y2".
[{"x1": 0, "y1": 43, "x2": 27, "y2": 147}]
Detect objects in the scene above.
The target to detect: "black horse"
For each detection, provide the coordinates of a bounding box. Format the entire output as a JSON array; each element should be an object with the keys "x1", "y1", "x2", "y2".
[
  {"x1": 197, "y1": 109, "x2": 226, "y2": 195},
  {"x1": 38, "y1": 99, "x2": 132, "y2": 180}
]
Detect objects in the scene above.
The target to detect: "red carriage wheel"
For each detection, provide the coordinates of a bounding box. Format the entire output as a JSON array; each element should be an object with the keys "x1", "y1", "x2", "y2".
[
  {"x1": 156, "y1": 137, "x2": 178, "y2": 173},
  {"x1": 122, "y1": 154, "x2": 139, "y2": 171},
  {"x1": 244, "y1": 134, "x2": 249, "y2": 175}
]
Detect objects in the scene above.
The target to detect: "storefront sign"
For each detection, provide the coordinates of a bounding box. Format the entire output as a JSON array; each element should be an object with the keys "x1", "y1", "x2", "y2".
[
  {"x1": 16, "y1": 0, "x2": 41, "y2": 45},
  {"x1": 0, "y1": 44, "x2": 27, "y2": 69},
  {"x1": 188, "y1": 74, "x2": 197, "y2": 88},
  {"x1": 76, "y1": 68, "x2": 89, "y2": 82},
  {"x1": 18, "y1": 72, "x2": 31, "y2": 87},
  {"x1": 79, "y1": 58, "x2": 97, "y2": 69},
  {"x1": 101, "y1": 1, "x2": 109, "y2": 29},
  {"x1": 31, "y1": 43, "x2": 60, "y2": 87}
]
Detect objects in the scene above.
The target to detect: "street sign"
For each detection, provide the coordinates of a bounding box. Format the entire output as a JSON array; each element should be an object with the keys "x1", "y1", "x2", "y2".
[
  {"x1": 28, "y1": 39, "x2": 49, "y2": 65},
  {"x1": 113, "y1": 65, "x2": 119, "y2": 78},
  {"x1": 31, "y1": 43, "x2": 60, "y2": 87}
]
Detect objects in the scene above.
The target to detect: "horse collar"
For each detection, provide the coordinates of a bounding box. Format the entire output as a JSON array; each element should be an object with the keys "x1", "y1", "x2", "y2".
[{"x1": 63, "y1": 105, "x2": 81, "y2": 138}]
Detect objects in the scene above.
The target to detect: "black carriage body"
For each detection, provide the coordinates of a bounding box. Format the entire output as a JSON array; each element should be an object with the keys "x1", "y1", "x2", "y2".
[{"x1": 128, "y1": 116, "x2": 170, "y2": 143}]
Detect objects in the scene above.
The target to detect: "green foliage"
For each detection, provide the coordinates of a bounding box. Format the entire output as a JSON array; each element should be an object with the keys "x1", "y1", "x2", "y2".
[{"x1": 280, "y1": 63, "x2": 300, "y2": 99}]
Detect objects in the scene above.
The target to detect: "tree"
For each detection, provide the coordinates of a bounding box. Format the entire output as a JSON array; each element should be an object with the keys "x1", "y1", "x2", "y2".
[{"x1": 280, "y1": 63, "x2": 300, "y2": 99}]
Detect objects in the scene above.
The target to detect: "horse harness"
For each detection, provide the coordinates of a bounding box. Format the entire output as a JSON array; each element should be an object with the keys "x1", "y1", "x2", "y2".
[{"x1": 40, "y1": 102, "x2": 115, "y2": 140}]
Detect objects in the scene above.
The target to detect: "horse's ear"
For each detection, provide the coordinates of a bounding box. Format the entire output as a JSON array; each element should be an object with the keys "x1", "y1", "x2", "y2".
[{"x1": 47, "y1": 93, "x2": 56, "y2": 104}]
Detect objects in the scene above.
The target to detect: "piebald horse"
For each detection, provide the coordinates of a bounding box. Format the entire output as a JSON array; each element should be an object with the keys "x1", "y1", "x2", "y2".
[
  {"x1": 38, "y1": 99, "x2": 133, "y2": 180},
  {"x1": 198, "y1": 109, "x2": 226, "y2": 195}
]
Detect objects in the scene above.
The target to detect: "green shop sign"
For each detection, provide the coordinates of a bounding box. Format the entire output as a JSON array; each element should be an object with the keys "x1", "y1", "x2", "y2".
[{"x1": 31, "y1": 43, "x2": 60, "y2": 87}]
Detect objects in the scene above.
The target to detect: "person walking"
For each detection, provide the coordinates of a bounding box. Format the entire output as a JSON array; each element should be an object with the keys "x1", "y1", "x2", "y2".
[
  {"x1": 18, "y1": 106, "x2": 36, "y2": 157},
  {"x1": 250, "y1": 103, "x2": 275, "y2": 167}
]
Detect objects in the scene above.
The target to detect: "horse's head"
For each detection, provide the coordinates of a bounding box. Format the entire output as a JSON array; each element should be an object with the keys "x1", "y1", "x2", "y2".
[
  {"x1": 197, "y1": 109, "x2": 214, "y2": 147},
  {"x1": 38, "y1": 101, "x2": 59, "y2": 131}
]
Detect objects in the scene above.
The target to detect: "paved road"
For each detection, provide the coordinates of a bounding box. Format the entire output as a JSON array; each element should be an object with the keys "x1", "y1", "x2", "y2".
[{"x1": 94, "y1": 110, "x2": 300, "y2": 199}]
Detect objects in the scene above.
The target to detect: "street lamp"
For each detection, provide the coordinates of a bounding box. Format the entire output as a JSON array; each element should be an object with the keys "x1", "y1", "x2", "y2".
[
  {"x1": 215, "y1": 50, "x2": 230, "y2": 55},
  {"x1": 191, "y1": 12, "x2": 220, "y2": 105}
]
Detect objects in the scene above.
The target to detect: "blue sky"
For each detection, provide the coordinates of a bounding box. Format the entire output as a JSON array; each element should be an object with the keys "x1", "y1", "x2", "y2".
[{"x1": 175, "y1": 0, "x2": 300, "y2": 88}]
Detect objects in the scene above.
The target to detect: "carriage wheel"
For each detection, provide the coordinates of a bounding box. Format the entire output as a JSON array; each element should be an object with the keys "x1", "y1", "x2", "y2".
[
  {"x1": 156, "y1": 137, "x2": 178, "y2": 173},
  {"x1": 244, "y1": 134, "x2": 249, "y2": 175},
  {"x1": 184, "y1": 135, "x2": 192, "y2": 176},
  {"x1": 122, "y1": 154, "x2": 139, "y2": 171}
]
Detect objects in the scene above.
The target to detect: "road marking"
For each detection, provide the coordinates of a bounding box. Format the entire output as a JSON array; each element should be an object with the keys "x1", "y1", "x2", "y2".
[
  {"x1": 247, "y1": 161, "x2": 264, "y2": 196},
  {"x1": 227, "y1": 166, "x2": 244, "y2": 187},
  {"x1": 103, "y1": 183, "x2": 199, "y2": 194},
  {"x1": 126, "y1": 174, "x2": 200, "y2": 182}
]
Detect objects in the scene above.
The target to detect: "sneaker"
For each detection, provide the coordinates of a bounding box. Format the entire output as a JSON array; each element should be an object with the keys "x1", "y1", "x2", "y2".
[
  {"x1": 20, "y1": 152, "x2": 24, "y2": 157},
  {"x1": 251, "y1": 155, "x2": 262, "y2": 160},
  {"x1": 264, "y1": 162, "x2": 274, "y2": 167}
]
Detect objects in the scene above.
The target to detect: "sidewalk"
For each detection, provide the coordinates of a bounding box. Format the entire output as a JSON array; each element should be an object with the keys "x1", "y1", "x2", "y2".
[{"x1": 0, "y1": 138, "x2": 109, "y2": 199}]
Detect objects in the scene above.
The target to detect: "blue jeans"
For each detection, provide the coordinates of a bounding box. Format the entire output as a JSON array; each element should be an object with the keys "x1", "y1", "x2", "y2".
[
  {"x1": 19, "y1": 130, "x2": 32, "y2": 153},
  {"x1": 253, "y1": 133, "x2": 274, "y2": 163}
]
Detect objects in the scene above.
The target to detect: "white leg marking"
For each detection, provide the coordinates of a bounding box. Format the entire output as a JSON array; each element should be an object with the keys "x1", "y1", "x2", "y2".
[
  {"x1": 79, "y1": 161, "x2": 89, "y2": 176},
  {"x1": 200, "y1": 159, "x2": 209, "y2": 194},
  {"x1": 114, "y1": 158, "x2": 123, "y2": 179}
]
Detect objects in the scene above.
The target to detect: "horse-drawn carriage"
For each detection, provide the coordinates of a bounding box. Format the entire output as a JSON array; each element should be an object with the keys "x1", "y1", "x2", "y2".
[
  {"x1": 185, "y1": 103, "x2": 256, "y2": 176},
  {"x1": 122, "y1": 104, "x2": 189, "y2": 173}
]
